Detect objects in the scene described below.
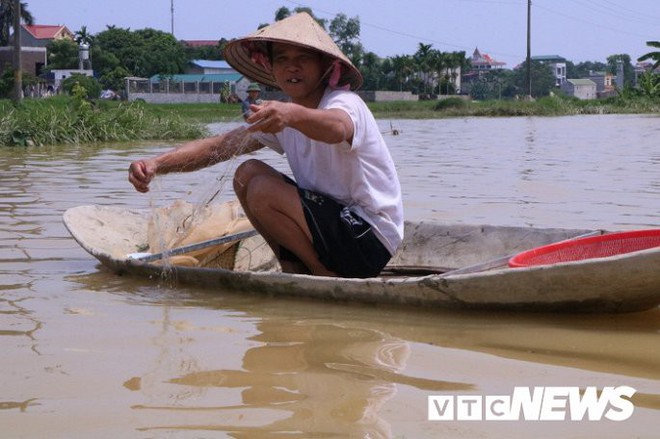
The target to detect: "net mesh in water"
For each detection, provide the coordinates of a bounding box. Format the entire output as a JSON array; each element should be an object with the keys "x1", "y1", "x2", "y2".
[{"x1": 508, "y1": 229, "x2": 660, "y2": 268}]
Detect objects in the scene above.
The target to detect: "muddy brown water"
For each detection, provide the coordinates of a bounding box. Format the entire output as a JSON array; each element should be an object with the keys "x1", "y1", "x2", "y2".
[{"x1": 1, "y1": 115, "x2": 659, "y2": 438}]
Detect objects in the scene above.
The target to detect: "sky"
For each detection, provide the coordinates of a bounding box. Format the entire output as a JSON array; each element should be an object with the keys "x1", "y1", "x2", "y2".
[{"x1": 23, "y1": 0, "x2": 660, "y2": 67}]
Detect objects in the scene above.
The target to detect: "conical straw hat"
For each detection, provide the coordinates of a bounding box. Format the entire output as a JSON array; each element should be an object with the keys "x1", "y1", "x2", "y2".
[{"x1": 224, "y1": 12, "x2": 363, "y2": 90}]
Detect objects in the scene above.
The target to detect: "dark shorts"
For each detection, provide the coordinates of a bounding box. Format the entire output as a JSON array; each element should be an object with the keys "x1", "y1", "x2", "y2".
[{"x1": 281, "y1": 177, "x2": 392, "y2": 278}]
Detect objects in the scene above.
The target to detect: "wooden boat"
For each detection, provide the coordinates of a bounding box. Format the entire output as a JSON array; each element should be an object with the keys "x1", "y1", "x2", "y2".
[{"x1": 63, "y1": 202, "x2": 660, "y2": 313}]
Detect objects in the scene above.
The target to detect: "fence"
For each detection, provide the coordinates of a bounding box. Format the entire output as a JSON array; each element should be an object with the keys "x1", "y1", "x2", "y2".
[
  {"x1": 124, "y1": 78, "x2": 421, "y2": 104},
  {"x1": 125, "y1": 77, "x2": 238, "y2": 104}
]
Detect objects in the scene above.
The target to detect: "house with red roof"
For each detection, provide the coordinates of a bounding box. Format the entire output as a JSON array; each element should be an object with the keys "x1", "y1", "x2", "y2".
[
  {"x1": 0, "y1": 24, "x2": 76, "y2": 83},
  {"x1": 460, "y1": 48, "x2": 506, "y2": 97},
  {"x1": 20, "y1": 24, "x2": 75, "y2": 47},
  {"x1": 470, "y1": 48, "x2": 506, "y2": 71}
]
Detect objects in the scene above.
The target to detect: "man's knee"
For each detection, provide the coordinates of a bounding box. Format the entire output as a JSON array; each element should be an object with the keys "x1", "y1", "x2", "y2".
[
  {"x1": 233, "y1": 159, "x2": 265, "y2": 194},
  {"x1": 245, "y1": 174, "x2": 276, "y2": 206}
]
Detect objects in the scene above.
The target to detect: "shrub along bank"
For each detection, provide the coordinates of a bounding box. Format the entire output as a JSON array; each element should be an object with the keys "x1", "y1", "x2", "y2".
[{"x1": 0, "y1": 90, "x2": 207, "y2": 147}]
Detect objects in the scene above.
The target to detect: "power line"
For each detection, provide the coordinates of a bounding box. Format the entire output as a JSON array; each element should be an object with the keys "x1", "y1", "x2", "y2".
[
  {"x1": 283, "y1": 0, "x2": 523, "y2": 60},
  {"x1": 575, "y1": 0, "x2": 660, "y2": 24},
  {"x1": 283, "y1": 0, "x2": 656, "y2": 64},
  {"x1": 533, "y1": 2, "x2": 657, "y2": 41}
]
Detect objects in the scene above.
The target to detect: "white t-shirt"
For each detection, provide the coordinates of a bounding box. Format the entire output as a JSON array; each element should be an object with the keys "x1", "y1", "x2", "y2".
[{"x1": 252, "y1": 88, "x2": 404, "y2": 255}]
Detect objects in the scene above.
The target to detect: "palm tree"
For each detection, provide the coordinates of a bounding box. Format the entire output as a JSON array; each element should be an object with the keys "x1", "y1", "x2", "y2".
[
  {"x1": 74, "y1": 25, "x2": 94, "y2": 45},
  {"x1": 430, "y1": 50, "x2": 448, "y2": 95},
  {"x1": 0, "y1": 0, "x2": 33, "y2": 46},
  {"x1": 638, "y1": 41, "x2": 660, "y2": 70},
  {"x1": 448, "y1": 51, "x2": 468, "y2": 95},
  {"x1": 414, "y1": 43, "x2": 434, "y2": 95},
  {"x1": 390, "y1": 55, "x2": 413, "y2": 91}
]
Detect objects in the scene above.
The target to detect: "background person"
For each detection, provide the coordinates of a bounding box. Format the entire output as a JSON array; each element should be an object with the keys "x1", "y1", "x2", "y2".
[{"x1": 242, "y1": 83, "x2": 263, "y2": 120}]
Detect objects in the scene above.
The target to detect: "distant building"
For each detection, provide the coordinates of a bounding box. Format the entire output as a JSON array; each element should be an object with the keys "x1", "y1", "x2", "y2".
[
  {"x1": 0, "y1": 46, "x2": 46, "y2": 76},
  {"x1": 45, "y1": 69, "x2": 95, "y2": 91},
  {"x1": 186, "y1": 60, "x2": 235, "y2": 75},
  {"x1": 470, "y1": 48, "x2": 506, "y2": 71},
  {"x1": 561, "y1": 79, "x2": 597, "y2": 100},
  {"x1": 149, "y1": 73, "x2": 245, "y2": 88},
  {"x1": 19, "y1": 24, "x2": 75, "y2": 47},
  {"x1": 584, "y1": 71, "x2": 616, "y2": 98},
  {"x1": 129, "y1": 72, "x2": 252, "y2": 103},
  {"x1": 532, "y1": 55, "x2": 567, "y2": 87},
  {"x1": 460, "y1": 48, "x2": 505, "y2": 96},
  {"x1": 0, "y1": 24, "x2": 75, "y2": 77}
]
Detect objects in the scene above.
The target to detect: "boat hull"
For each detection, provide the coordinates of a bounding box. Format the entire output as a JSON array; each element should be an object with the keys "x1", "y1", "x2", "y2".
[{"x1": 63, "y1": 205, "x2": 660, "y2": 313}]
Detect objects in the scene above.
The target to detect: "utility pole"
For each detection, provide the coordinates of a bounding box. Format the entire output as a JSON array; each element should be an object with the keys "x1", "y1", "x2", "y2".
[
  {"x1": 12, "y1": 0, "x2": 22, "y2": 102},
  {"x1": 170, "y1": 0, "x2": 174, "y2": 35},
  {"x1": 526, "y1": 0, "x2": 532, "y2": 98}
]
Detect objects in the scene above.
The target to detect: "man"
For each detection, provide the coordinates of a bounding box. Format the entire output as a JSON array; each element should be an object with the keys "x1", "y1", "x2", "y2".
[
  {"x1": 241, "y1": 83, "x2": 262, "y2": 120},
  {"x1": 128, "y1": 13, "x2": 403, "y2": 278}
]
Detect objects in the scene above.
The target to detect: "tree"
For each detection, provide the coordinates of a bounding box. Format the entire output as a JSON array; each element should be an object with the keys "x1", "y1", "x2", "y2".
[
  {"x1": 61, "y1": 73, "x2": 101, "y2": 99},
  {"x1": 135, "y1": 28, "x2": 187, "y2": 77},
  {"x1": 382, "y1": 54, "x2": 413, "y2": 91},
  {"x1": 430, "y1": 50, "x2": 466, "y2": 95},
  {"x1": 274, "y1": 6, "x2": 291, "y2": 22},
  {"x1": 99, "y1": 65, "x2": 131, "y2": 91},
  {"x1": 638, "y1": 41, "x2": 660, "y2": 70},
  {"x1": 0, "y1": 0, "x2": 33, "y2": 46},
  {"x1": 271, "y1": 6, "x2": 326, "y2": 29},
  {"x1": 0, "y1": 65, "x2": 35, "y2": 98},
  {"x1": 637, "y1": 71, "x2": 660, "y2": 99},
  {"x1": 93, "y1": 26, "x2": 186, "y2": 79},
  {"x1": 183, "y1": 40, "x2": 225, "y2": 61},
  {"x1": 74, "y1": 25, "x2": 94, "y2": 45},
  {"x1": 360, "y1": 51, "x2": 381, "y2": 90},
  {"x1": 46, "y1": 39, "x2": 79, "y2": 69},
  {"x1": 329, "y1": 13, "x2": 362, "y2": 63},
  {"x1": 92, "y1": 26, "x2": 141, "y2": 76},
  {"x1": 512, "y1": 60, "x2": 555, "y2": 97},
  {"x1": 413, "y1": 43, "x2": 434, "y2": 95},
  {"x1": 568, "y1": 60, "x2": 607, "y2": 79},
  {"x1": 469, "y1": 69, "x2": 515, "y2": 100},
  {"x1": 429, "y1": 50, "x2": 445, "y2": 94}
]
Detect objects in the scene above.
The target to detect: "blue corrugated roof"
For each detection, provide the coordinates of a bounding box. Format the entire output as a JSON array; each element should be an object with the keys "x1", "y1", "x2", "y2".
[
  {"x1": 150, "y1": 73, "x2": 243, "y2": 83},
  {"x1": 190, "y1": 59, "x2": 232, "y2": 69}
]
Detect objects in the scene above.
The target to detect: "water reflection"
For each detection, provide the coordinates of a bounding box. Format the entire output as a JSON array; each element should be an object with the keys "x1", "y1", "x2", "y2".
[
  {"x1": 116, "y1": 295, "x2": 472, "y2": 437},
  {"x1": 0, "y1": 398, "x2": 40, "y2": 412},
  {"x1": 67, "y1": 269, "x2": 660, "y2": 436}
]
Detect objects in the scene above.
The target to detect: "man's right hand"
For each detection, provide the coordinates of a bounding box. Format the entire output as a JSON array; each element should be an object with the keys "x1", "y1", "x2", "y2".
[{"x1": 128, "y1": 159, "x2": 157, "y2": 193}]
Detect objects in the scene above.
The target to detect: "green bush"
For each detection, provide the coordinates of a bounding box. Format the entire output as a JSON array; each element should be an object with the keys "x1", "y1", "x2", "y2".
[
  {"x1": 0, "y1": 96, "x2": 206, "y2": 146},
  {"x1": 61, "y1": 74, "x2": 102, "y2": 100}
]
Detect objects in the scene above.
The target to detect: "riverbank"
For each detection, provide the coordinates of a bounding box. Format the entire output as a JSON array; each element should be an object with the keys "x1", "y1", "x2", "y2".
[
  {"x1": 1, "y1": 94, "x2": 658, "y2": 146},
  {"x1": 156, "y1": 94, "x2": 660, "y2": 122}
]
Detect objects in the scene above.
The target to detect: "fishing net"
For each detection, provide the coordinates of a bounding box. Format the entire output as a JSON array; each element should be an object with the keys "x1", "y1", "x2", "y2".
[
  {"x1": 147, "y1": 199, "x2": 253, "y2": 268},
  {"x1": 508, "y1": 229, "x2": 660, "y2": 268},
  {"x1": 145, "y1": 123, "x2": 272, "y2": 269}
]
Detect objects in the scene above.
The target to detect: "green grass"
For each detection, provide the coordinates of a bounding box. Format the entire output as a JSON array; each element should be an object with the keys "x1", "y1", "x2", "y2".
[
  {"x1": 369, "y1": 95, "x2": 660, "y2": 119},
  {"x1": 0, "y1": 97, "x2": 207, "y2": 146},
  {"x1": 145, "y1": 102, "x2": 244, "y2": 124}
]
